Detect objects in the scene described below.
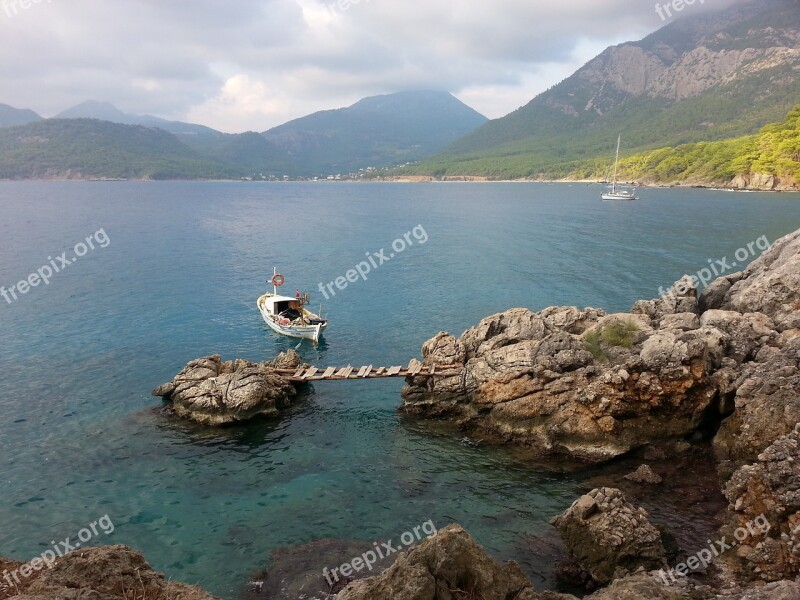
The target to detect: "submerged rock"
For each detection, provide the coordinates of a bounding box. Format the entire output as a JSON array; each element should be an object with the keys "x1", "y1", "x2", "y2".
[
  {"x1": 623, "y1": 464, "x2": 663, "y2": 485},
  {"x1": 244, "y1": 537, "x2": 400, "y2": 600},
  {"x1": 550, "y1": 488, "x2": 667, "y2": 584},
  {"x1": 152, "y1": 350, "x2": 303, "y2": 426}
]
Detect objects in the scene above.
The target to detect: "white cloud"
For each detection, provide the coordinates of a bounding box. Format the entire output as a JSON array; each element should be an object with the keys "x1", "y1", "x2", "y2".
[{"x1": 0, "y1": 0, "x2": 743, "y2": 131}]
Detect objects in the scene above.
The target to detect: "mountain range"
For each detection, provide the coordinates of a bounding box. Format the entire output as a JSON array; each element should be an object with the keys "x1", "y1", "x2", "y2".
[
  {"x1": 0, "y1": 0, "x2": 798, "y2": 185},
  {"x1": 0, "y1": 92, "x2": 486, "y2": 179}
]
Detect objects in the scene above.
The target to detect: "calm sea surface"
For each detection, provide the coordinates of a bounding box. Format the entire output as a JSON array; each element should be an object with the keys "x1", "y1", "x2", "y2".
[{"x1": 1, "y1": 182, "x2": 799, "y2": 597}]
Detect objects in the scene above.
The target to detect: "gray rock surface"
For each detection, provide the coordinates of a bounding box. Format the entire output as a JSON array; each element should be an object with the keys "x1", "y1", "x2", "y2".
[
  {"x1": 550, "y1": 488, "x2": 667, "y2": 584},
  {"x1": 153, "y1": 351, "x2": 302, "y2": 425}
]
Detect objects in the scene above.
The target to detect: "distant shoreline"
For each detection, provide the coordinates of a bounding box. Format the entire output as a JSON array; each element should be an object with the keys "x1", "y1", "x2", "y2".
[{"x1": 0, "y1": 176, "x2": 797, "y2": 192}]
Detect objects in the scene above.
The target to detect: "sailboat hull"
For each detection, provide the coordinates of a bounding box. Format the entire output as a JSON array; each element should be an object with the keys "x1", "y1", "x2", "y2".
[{"x1": 601, "y1": 192, "x2": 638, "y2": 201}]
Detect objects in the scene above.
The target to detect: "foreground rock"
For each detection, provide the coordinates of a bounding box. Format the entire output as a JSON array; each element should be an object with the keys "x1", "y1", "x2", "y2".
[
  {"x1": 337, "y1": 524, "x2": 574, "y2": 600},
  {"x1": 0, "y1": 545, "x2": 215, "y2": 600},
  {"x1": 723, "y1": 423, "x2": 800, "y2": 583},
  {"x1": 550, "y1": 488, "x2": 667, "y2": 584},
  {"x1": 153, "y1": 350, "x2": 303, "y2": 425},
  {"x1": 402, "y1": 229, "x2": 800, "y2": 464}
]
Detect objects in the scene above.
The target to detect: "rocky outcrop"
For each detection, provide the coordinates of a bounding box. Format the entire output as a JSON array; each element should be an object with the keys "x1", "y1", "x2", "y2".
[
  {"x1": 397, "y1": 228, "x2": 800, "y2": 598},
  {"x1": 550, "y1": 488, "x2": 667, "y2": 584},
  {"x1": 402, "y1": 228, "x2": 800, "y2": 465},
  {"x1": 402, "y1": 287, "x2": 720, "y2": 462},
  {"x1": 0, "y1": 545, "x2": 215, "y2": 600},
  {"x1": 153, "y1": 351, "x2": 303, "y2": 426},
  {"x1": 336, "y1": 525, "x2": 575, "y2": 600}
]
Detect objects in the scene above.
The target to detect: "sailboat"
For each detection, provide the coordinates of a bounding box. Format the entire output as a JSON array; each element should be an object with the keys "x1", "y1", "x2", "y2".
[{"x1": 601, "y1": 135, "x2": 639, "y2": 201}]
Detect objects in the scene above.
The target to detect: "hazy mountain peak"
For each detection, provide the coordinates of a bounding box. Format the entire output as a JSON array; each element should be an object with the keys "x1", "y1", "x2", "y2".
[
  {"x1": 56, "y1": 100, "x2": 131, "y2": 122},
  {"x1": 0, "y1": 102, "x2": 43, "y2": 128},
  {"x1": 263, "y1": 90, "x2": 487, "y2": 174}
]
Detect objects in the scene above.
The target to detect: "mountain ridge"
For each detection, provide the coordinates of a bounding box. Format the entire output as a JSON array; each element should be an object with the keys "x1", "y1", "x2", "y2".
[{"x1": 402, "y1": 0, "x2": 800, "y2": 179}]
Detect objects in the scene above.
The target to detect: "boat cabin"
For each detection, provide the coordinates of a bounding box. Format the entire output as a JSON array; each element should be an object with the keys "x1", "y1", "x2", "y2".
[{"x1": 263, "y1": 295, "x2": 303, "y2": 320}]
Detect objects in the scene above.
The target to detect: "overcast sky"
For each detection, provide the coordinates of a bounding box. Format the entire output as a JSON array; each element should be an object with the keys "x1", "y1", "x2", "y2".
[{"x1": 0, "y1": 0, "x2": 737, "y2": 132}]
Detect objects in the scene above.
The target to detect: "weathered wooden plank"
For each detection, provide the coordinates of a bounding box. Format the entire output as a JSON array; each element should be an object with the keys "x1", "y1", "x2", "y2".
[
  {"x1": 374, "y1": 367, "x2": 386, "y2": 376},
  {"x1": 293, "y1": 368, "x2": 305, "y2": 379},
  {"x1": 322, "y1": 367, "x2": 337, "y2": 378},
  {"x1": 407, "y1": 362, "x2": 422, "y2": 376},
  {"x1": 302, "y1": 367, "x2": 318, "y2": 380},
  {"x1": 341, "y1": 366, "x2": 355, "y2": 378},
  {"x1": 359, "y1": 365, "x2": 373, "y2": 378},
  {"x1": 387, "y1": 366, "x2": 402, "y2": 376}
]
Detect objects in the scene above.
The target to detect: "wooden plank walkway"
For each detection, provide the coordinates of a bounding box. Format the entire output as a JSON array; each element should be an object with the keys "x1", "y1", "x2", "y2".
[{"x1": 274, "y1": 361, "x2": 462, "y2": 382}]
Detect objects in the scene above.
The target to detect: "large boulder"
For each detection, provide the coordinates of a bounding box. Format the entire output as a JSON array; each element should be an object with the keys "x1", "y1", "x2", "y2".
[
  {"x1": 2, "y1": 545, "x2": 215, "y2": 600},
  {"x1": 153, "y1": 351, "x2": 302, "y2": 426},
  {"x1": 336, "y1": 524, "x2": 574, "y2": 600},
  {"x1": 550, "y1": 488, "x2": 667, "y2": 584}
]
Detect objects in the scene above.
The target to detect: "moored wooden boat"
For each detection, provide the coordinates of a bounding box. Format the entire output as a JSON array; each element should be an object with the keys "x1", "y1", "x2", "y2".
[{"x1": 257, "y1": 270, "x2": 327, "y2": 342}]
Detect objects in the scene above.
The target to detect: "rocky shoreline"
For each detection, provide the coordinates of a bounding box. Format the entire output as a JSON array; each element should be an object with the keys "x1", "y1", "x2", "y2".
[
  {"x1": 4, "y1": 230, "x2": 799, "y2": 599},
  {"x1": 379, "y1": 175, "x2": 800, "y2": 191},
  {"x1": 393, "y1": 227, "x2": 800, "y2": 598}
]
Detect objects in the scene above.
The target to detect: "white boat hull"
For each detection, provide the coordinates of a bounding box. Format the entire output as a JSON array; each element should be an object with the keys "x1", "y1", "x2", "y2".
[
  {"x1": 257, "y1": 293, "x2": 327, "y2": 342},
  {"x1": 601, "y1": 192, "x2": 638, "y2": 201}
]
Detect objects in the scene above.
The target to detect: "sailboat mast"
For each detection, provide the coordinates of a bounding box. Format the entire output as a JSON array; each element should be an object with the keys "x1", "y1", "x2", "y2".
[{"x1": 612, "y1": 134, "x2": 621, "y2": 193}]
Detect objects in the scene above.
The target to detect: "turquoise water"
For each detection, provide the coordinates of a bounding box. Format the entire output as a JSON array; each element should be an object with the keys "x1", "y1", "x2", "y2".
[{"x1": 1, "y1": 182, "x2": 799, "y2": 597}]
